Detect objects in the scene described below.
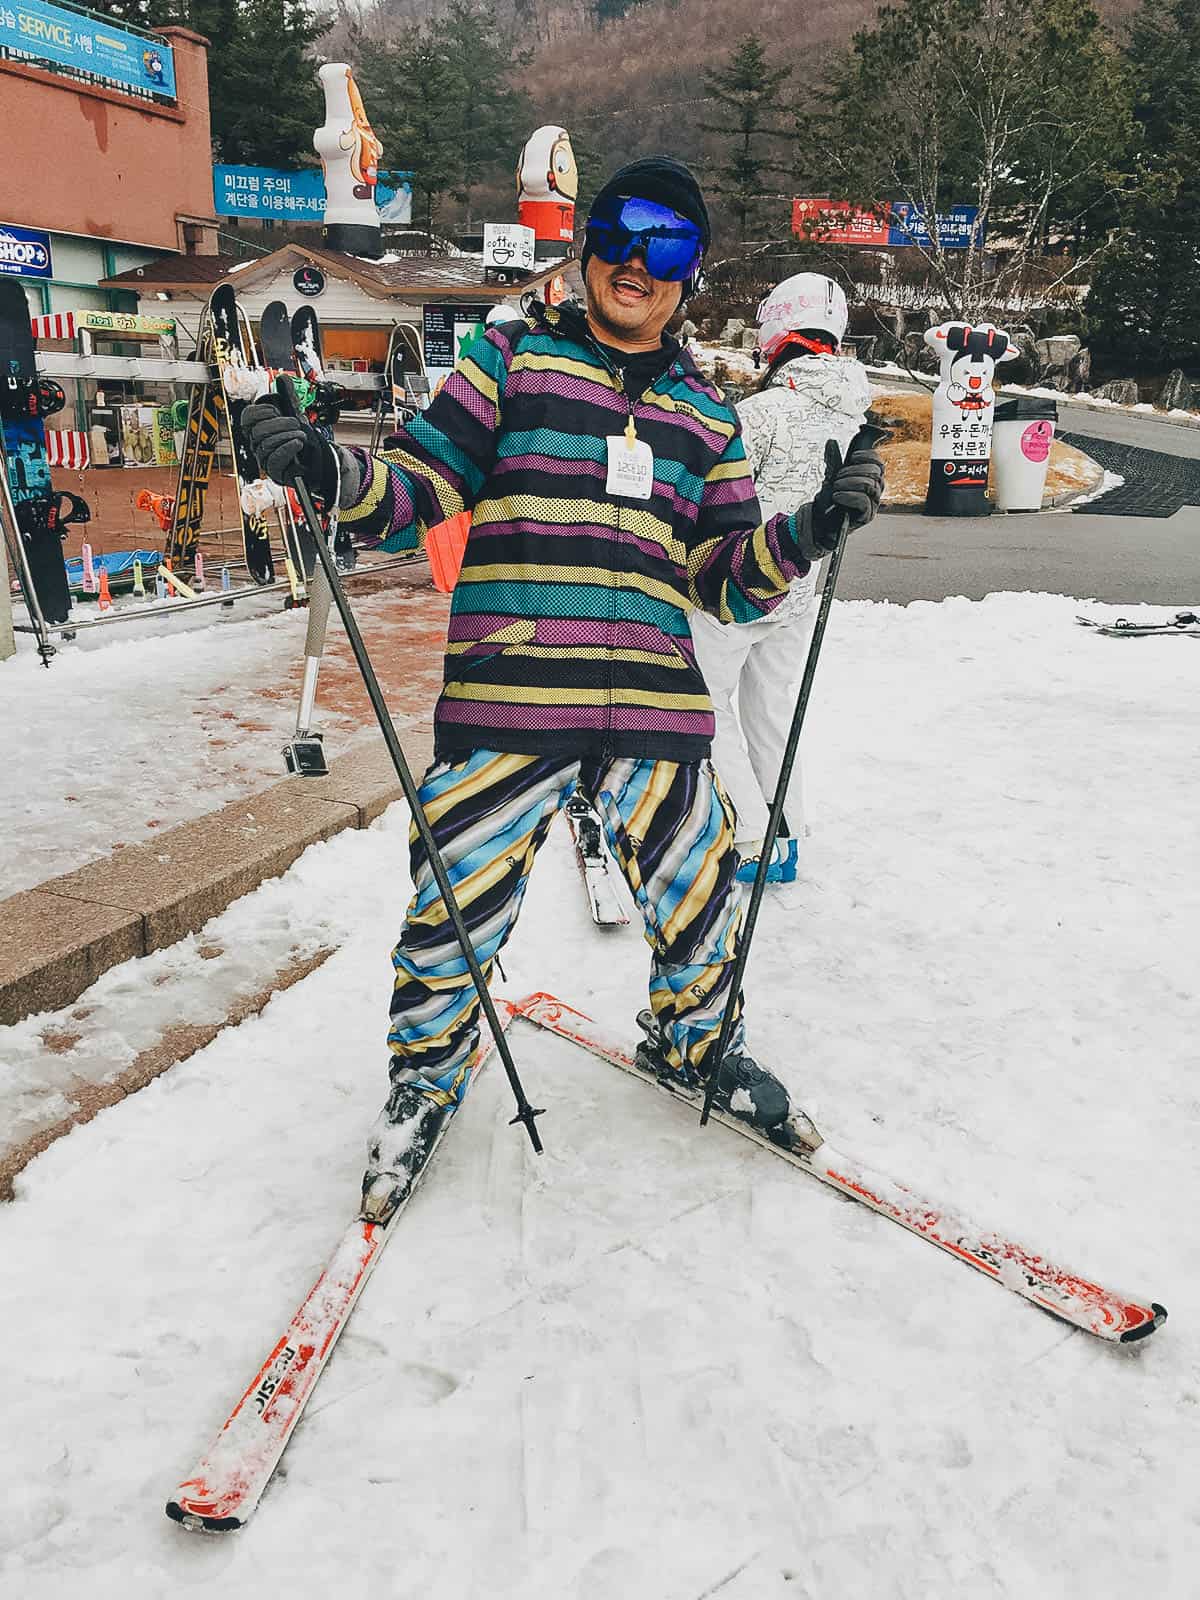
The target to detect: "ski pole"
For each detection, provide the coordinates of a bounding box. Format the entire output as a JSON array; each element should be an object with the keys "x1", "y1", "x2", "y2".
[
  {"x1": 701, "y1": 422, "x2": 889, "y2": 1126},
  {"x1": 283, "y1": 557, "x2": 333, "y2": 776},
  {"x1": 272, "y1": 375, "x2": 546, "y2": 1153}
]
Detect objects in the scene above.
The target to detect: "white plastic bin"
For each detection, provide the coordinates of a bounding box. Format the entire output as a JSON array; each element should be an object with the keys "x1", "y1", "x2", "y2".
[{"x1": 991, "y1": 397, "x2": 1057, "y2": 511}]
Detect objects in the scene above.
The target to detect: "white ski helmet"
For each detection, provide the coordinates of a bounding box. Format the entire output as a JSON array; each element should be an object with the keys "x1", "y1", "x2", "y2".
[
  {"x1": 756, "y1": 273, "x2": 848, "y2": 363},
  {"x1": 486, "y1": 303, "x2": 518, "y2": 327}
]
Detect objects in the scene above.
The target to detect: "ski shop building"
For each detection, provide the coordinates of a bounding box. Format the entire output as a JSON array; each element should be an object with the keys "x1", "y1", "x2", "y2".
[
  {"x1": 1, "y1": 2, "x2": 218, "y2": 320},
  {"x1": 98, "y1": 244, "x2": 575, "y2": 406}
]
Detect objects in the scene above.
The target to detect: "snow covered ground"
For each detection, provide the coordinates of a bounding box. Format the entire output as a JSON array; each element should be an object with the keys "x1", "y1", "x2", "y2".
[
  {"x1": 0, "y1": 576, "x2": 440, "y2": 899},
  {"x1": 2, "y1": 592, "x2": 1198, "y2": 1597},
  {"x1": 0, "y1": 599, "x2": 330, "y2": 897}
]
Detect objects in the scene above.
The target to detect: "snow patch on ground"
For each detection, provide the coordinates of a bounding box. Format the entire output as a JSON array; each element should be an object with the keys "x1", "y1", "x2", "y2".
[
  {"x1": 0, "y1": 604, "x2": 355, "y2": 898},
  {"x1": 1, "y1": 591, "x2": 1197, "y2": 1596}
]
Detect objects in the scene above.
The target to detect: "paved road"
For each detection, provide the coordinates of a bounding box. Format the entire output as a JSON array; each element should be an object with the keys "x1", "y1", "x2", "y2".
[
  {"x1": 839, "y1": 502, "x2": 1200, "y2": 604},
  {"x1": 840, "y1": 389, "x2": 1200, "y2": 604}
]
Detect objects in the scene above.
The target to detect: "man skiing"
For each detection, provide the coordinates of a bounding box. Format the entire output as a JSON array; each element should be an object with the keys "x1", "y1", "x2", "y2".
[
  {"x1": 242, "y1": 157, "x2": 884, "y2": 1212},
  {"x1": 692, "y1": 274, "x2": 872, "y2": 885}
]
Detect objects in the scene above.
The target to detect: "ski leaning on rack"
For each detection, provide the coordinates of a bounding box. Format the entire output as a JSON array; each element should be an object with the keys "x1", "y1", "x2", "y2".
[
  {"x1": 1076, "y1": 611, "x2": 1199, "y2": 638},
  {"x1": 514, "y1": 991, "x2": 1167, "y2": 1345},
  {"x1": 0, "y1": 278, "x2": 89, "y2": 651},
  {"x1": 564, "y1": 795, "x2": 629, "y2": 928},
  {"x1": 207, "y1": 284, "x2": 275, "y2": 585},
  {"x1": 166, "y1": 1001, "x2": 517, "y2": 1533}
]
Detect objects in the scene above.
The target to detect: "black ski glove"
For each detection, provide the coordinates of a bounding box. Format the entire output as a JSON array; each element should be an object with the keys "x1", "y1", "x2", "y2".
[
  {"x1": 242, "y1": 399, "x2": 338, "y2": 500},
  {"x1": 792, "y1": 429, "x2": 886, "y2": 560}
]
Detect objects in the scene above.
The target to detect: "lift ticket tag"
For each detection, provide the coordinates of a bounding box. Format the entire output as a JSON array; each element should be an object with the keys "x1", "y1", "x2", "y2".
[{"x1": 606, "y1": 415, "x2": 654, "y2": 500}]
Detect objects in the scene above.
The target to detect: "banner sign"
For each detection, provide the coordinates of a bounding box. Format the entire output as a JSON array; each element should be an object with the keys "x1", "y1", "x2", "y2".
[
  {"x1": 792, "y1": 199, "x2": 890, "y2": 247},
  {"x1": 31, "y1": 309, "x2": 174, "y2": 340},
  {"x1": 793, "y1": 198, "x2": 983, "y2": 250},
  {"x1": 1, "y1": 0, "x2": 176, "y2": 99},
  {"x1": 887, "y1": 201, "x2": 983, "y2": 250},
  {"x1": 0, "y1": 222, "x2": 53, "y2": 279},
  {"x1": 214, "y1": 164, "x2": 412, "y2": 224},
  {"x1": 422, "y1": 304, "x2": 488, "y2": 393}
]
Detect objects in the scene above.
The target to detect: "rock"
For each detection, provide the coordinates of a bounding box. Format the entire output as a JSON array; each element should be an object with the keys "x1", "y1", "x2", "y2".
[
  {"x1": 720, "y1": 318, "x2": 747, "y2": 344},
  {"x1": 741, "y1": 327, "x2": 759, "y2": 351},
  {"x1": 1034, "y1": 334, "x2": 1081, "y2": 369},
  {"x1": 850, "y1": 334, "x2": 879, "y2": 365},
  {"x1": 1156, "y1": 368, "x2": 1194, "y2": 411},
  {"x1": 1005, "y1": 326, "x2": 1041, "y2": 384},
  {"x1": 903, "y1": 331, "x2": 940, "y2": 374},
  {"x1": 1067, "y1": 347, "x2": 1091, "y2": 392},
  {"x1": 679, "y1": 318, "x2": 698, "y2": 342},
  {"x1": 1094, "y1": 378, "x2": 1138, "y2": 406},
  {"x1": 1042, "y1": 364, "x2": 1074, "y2": 392}
]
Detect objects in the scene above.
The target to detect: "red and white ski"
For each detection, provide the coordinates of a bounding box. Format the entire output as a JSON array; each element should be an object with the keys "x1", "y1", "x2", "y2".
[
  {"x1": 165, "y1": 1001, "x2": 517, "y2": 1532},
  {"x1": 513, "y1": 991, "x2": 1166, "y2": 1345}
]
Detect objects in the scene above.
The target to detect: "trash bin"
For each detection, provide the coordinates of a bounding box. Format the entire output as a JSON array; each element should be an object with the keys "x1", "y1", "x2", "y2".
[{"x1": 991, "y1": 397, "x2": 1057, "y2": 511}]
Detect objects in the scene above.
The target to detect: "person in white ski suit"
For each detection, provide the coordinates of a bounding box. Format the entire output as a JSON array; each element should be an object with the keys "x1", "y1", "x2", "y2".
[{"x1": 692, "y1": 274, "x2": 871, "y2": 883}]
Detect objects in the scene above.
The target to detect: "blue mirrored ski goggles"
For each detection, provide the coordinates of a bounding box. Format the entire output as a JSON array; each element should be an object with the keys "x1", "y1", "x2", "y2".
[{"x1": 584, "y1": 194, "x2": 704, "y2": 283}]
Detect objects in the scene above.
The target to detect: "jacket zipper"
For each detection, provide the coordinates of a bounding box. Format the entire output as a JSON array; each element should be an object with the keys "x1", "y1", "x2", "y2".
[{"x1": 583, "y1": 333, "x2": 684, "y2": 759}]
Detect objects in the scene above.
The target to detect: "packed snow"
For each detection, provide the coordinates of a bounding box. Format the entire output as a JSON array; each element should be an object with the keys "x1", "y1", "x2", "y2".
[
  {"x1": 2, "y1": 591, "x2": 1198, "y2": 1598},
  {"x1": 0, "y1": 600, "x2": 320, "y2": 897}
]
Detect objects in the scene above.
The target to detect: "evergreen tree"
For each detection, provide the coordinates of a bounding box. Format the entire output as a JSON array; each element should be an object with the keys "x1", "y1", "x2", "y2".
[
  {"x1": 355, "y1": 3, "x2": 532, "y2": 237},
  {"x1": 196, "y1": 0, "x2": 329, "y2": 166},
  {"x1": 590, "y1": 0, "x2": 647, "y2": 24},
  {"x1": 1086, "y1": 0, "x2": 1200, "y2": 371},
  {"x1": 701, "y1": 34, "x2": 791, "y2": 244}
]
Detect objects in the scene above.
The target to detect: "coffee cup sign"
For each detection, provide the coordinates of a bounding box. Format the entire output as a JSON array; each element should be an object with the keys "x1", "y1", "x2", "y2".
[
  {"x1": 516, "y1": 125, "x2": 578, "y2": 260},
  {"x1": 923, "y1": 321, "x2": 1017, "y2": 516},
  {"x1": 315, "y1": 62, "x2": 384, "y2": 258}
]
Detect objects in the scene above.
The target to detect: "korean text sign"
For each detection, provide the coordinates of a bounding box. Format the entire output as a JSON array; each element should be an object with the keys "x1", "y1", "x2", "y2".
[{"x1": 0, "y1": 0, "x2": 176, "y2": 98}]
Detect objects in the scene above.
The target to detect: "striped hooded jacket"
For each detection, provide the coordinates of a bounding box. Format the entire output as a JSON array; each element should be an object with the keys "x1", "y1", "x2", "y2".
[{"x1": 336, "y1": 302, "x2": 820, "y2": 764}]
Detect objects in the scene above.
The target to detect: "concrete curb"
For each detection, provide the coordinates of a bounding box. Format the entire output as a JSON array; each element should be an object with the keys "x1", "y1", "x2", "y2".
[{"x1": 0, "y1": 731, "x2": 427, "y2": 1028}]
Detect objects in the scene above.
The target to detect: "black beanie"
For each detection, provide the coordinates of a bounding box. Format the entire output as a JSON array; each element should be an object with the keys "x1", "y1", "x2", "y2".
[{"x1": 581, "y1": 156, "x2": 710, "y2": 280}]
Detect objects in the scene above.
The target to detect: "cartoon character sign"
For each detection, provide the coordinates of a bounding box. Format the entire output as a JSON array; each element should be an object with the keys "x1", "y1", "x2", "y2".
[
  {"x1": 142, "y1": 50, "x2": 166, "y2": 86},
  {"x1": 923, "y1": 321, "x2": 1018, "y2": 516},
  {"x1": 314, "y1": 62, "x2": 384, "y2": 258},
  {"x1": 516, "y1": 125, "x2": 578, "y2": 258}
]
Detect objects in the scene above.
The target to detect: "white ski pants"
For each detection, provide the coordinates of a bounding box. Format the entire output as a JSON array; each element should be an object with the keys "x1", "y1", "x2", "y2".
[{"x1": 691, "y1": 600, "x2": 816, "y2": 848}]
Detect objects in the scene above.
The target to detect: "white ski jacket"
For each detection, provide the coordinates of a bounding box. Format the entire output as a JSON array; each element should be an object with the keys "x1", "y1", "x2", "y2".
[{"x1": 734, "y1": 352, "x2": 872, "y2": 622}]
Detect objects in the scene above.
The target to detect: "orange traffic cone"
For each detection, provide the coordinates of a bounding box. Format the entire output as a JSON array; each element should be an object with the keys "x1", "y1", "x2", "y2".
[
  {"x1": 426, "y1": 511, "x2": 471, "y2": 594},
  {"x1": 97, "y1": 565, "x2": 113, "y2": 611}
]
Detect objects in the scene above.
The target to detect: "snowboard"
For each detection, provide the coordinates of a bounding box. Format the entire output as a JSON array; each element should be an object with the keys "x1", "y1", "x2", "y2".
[
  {"x1": 291, "y1": 307, "x2": 354, "y2": 571},
  {"x1": 207, "y1": 283, "x2": 275, "y2": 585},
  {"x1": 1076, "y1": 611, "x2": 1199, "y2": 638},
  {"x1": 0, "y1": 278, "x2": 88, "y2": 631},
  {"x1": 256, "y1": 299, "x2": 321, "y2": 589},
  {"x1": 166, "y1": 318, "x2": 221, "y2": 571}
]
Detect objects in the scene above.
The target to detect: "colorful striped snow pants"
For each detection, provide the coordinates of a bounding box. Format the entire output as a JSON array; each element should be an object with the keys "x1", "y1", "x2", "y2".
[{"x1": 387, "y1": 750, "x2": 746, "y2": 1105}]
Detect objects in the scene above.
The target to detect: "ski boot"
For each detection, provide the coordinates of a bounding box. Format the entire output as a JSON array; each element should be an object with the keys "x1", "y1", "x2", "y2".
[
  {"x1": 735, "y1": 837, "x2": 798, "y2": 886},
  {"x1": 361, "y1": 1077, "x2": 452, "y2": 1226},
  {"x1": 635, "y1": 1010, "x2": 823, "y2": 1154}
]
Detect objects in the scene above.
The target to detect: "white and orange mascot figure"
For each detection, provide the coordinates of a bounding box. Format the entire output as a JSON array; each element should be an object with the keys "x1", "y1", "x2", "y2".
[{"x1": 516, "y1": 125, "x2": 578, "y2": 259}]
